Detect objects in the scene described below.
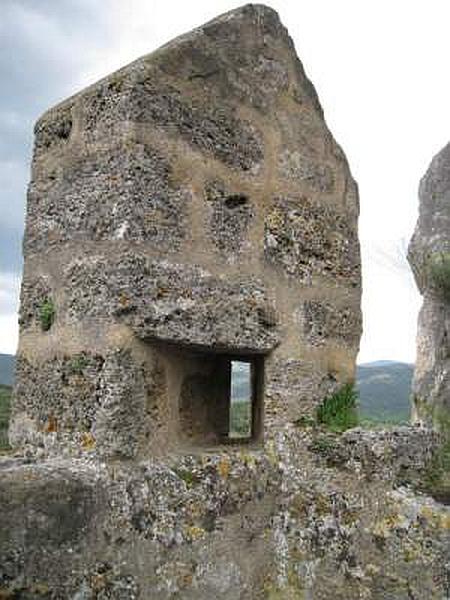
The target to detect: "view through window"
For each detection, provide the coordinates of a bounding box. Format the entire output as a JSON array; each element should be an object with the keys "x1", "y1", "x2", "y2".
[{"x1": 229, "y1": 360, "x2": 252, "y2": 439}]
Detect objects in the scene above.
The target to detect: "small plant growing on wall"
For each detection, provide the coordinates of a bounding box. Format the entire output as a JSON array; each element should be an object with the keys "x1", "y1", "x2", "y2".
[
  {"x1": 316, "y1": 383, "x2": 359, "y2": 432},
  {"x1": 39, "y1": 298, "x2": 55, "y2": 331}
]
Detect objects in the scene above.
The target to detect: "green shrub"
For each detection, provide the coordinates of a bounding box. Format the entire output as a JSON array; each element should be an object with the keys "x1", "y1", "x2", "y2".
[
  {"x1": 39, "y1": 298, "x2": 55, "y2": 331},
  {"x1": 316, "y1": 383, "x2": 359, "y2": 432},
  {"x1": 428, "y1": 252, "x2": 450, "y2": 300}
]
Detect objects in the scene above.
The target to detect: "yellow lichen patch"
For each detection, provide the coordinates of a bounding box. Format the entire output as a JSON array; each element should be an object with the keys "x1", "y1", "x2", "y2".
[
  {"x1": 313, "y1": 493, "x2": 331, "y2": 517},
  {"x1": 371, "y1": 513, "x2": 404, "y2": 539},
  {"x1": 341, "y1": 506, "x2": 360, "y2": 526},
  {"x1": 217, "y1": 457, "x2": 231, "y2": 479},
  {"x1": 420, "y1": 505, "x2": 450, "y2": 529},
  {"x1": 420, "y1": 506, "x2": 435, "y2": 521},
  {"x1": 186, "y1": 500, "x2": 202, "y2": 518},
  {"x1": 365, "y1": 563, "x2": 381, "y2": 577},
  {"x1": 239, "y1": 450, "x2": 256, "y2": 468},
  {"x1": 441, "y1": 513, "x2": 450, "y2": 529},
  {"x1": 266, "y1": 440, "x2": 278, "y2": 466},
  {"x1": 81, "y1": 431, "x2": 96, "y2": 451},
  {"x1": 184, "y1": 525, "x2": 205, "y2": 542},
  {"x1": 403, "y1": 545, "x2": 420, "y2": 563},
  {"x1": 265, "y1": 208, "x2": 284, "y2": 231}
]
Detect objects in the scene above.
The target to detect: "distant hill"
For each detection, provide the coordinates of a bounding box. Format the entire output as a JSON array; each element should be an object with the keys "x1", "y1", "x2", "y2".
[
  {"x1": 0, "y1": 354, "x2": 15, "y2": 387},
  {"x1": 357, "y1": 361, "x2": 413, "y2": 424},
  {"x1": 361, "y1": 360, "x2": 406, "y2": 368}
]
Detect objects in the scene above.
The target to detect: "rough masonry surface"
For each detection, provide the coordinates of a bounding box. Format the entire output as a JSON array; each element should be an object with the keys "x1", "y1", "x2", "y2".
[
  {"x1": 11, "y1": 2, "x2": 362, "y2": 457},
  {"x1": 4, "y1": 4, "x2": 449, "y2": 599},
  {"x1": 1, "y1": 426, "x2": 449, "y2": 599}
]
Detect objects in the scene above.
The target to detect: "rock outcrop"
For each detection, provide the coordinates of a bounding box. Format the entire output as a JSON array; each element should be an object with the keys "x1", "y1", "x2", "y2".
[
  {"x1": 408, "y1": 142, "x2": 450, "y2": 424},
  {"x1": 1, "y1": 426, "x2": 449, "y2": 599}
]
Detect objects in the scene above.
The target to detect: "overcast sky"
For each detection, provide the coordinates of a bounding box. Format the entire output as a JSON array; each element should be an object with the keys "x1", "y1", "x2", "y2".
[{"x1": 1, "y1": 0, "x2": 450, "y2": 362}]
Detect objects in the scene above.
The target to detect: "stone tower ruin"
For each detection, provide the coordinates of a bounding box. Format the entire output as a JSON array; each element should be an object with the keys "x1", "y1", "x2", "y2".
[
  {"x1": 4, "y1": 7, "x2": 450, "y2": 600},
  {"x1": 10, "y1": 3, "x2": 362, "y2": 458}
]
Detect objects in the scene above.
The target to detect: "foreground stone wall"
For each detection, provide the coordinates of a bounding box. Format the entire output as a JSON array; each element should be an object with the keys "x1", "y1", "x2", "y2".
[
  {"x1": 408, "y1": 142, "x2": 450, "y2": 424},
  {"x1": 1, "y1": 426, "x2": 449, "y2": 599},
  {"x1": 10, "y1": 3, "x2": 361, "y2": 457}
]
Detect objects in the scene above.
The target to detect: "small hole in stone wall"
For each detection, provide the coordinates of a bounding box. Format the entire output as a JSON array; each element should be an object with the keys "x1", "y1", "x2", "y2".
[
  {"x1": 224, "y1": 194, "x2": 249, "y2": 209},
  {"x1": 57, "y1": 119, "x2": 72, "y2": 141}
]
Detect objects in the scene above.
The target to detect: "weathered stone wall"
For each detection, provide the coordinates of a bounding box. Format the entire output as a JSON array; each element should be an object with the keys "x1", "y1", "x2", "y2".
[
  {"x1": 408, "y1": 142, "x2": 450, "y2": 424},
  {"x1": 4, "y1": 6, "x2": 450, "y2": 598},
  {"x1": 11, "y1": 4, "x2": 362, "y2": 456},
  {"x1": 1, "y1": 426, "x2": 449, "y2": 599}
]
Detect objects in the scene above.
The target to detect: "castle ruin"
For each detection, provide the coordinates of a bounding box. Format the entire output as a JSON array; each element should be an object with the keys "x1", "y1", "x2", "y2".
[{"x1": 10, "y1": 3, "x2": 361, "y2": 458}]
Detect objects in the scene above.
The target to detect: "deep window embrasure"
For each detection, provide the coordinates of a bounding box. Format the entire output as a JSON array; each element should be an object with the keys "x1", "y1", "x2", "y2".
[{"x1": 178, "y1": 352, "x2": 263, "y2": 446}]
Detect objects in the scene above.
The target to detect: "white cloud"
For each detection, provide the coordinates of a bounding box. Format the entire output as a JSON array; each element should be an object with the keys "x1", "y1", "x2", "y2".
[
  {"x1": 0, "y1": 314, "x2": 18, "y2": 355},
  {"x1": 359, "y1": 240, "x2": 421, "y2": 363},
  {"x1": 0, "y1": 160, "x2": 28, "y2": 230},
  {"x1": 0, "y1": 273, "x2": 20, "y2": 354}
]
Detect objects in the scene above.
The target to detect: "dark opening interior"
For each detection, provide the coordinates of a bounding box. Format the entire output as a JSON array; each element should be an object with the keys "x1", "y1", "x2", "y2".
[
  {"x1": 178, "y1": 352, "x2": 263, "y2": 446},
  {"x1": 224, "y1": 193, "x2": 249, "y2": 209}
]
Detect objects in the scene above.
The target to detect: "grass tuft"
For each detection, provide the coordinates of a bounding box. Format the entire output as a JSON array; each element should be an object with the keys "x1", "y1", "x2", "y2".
[{"x1": 316, "y1": 383, "x2": 359, "y2": 433}]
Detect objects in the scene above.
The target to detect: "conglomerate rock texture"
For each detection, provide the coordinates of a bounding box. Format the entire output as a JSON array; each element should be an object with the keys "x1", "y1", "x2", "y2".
[
  {"x1": 11, "y1": 3, "x2": 362, "y2": 457},
  {"x1": 1, "y1": 426, "x2": 449, "y2": 599},
  {"x1": 5, "y1": 4, "x2": 448, "y2": 599},
  {"x1": 408, "y1": 142, "x2": 450, "y2": 424}
]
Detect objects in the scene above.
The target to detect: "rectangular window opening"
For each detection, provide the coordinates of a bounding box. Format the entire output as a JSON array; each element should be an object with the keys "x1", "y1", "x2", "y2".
[
  {"x1": 229, "y1": 360, "x2": 253, "y2": 440},
  {"x1": 177, "y1": 349, "x2": 263, "y2": 447}
]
